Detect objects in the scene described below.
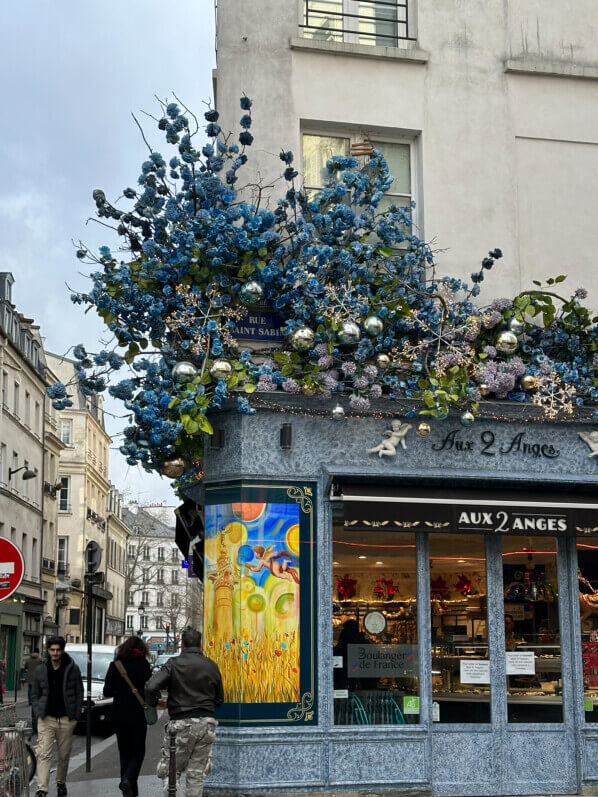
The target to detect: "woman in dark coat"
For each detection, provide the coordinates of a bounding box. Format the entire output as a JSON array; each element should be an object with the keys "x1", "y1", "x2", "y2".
[{"x1": 103, "y1": 637, "x2": 152, "y2": 797}]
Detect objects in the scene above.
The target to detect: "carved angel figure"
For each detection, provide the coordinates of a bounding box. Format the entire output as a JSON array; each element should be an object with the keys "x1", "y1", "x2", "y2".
[
  {"x1": 245, "y1": 545, "x2": 300, "y2": 584},
  {"x1": 367, "y1": 420, "x2": 412, "y2": 457},
  {"x1": 579, "y1": 430, "x2": 598, "y2": 457}
]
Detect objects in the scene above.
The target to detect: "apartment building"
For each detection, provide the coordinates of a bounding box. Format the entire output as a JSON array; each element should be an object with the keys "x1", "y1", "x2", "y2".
[
  {"x1": 47, "y1": 352, "x2": 113, "y2": 644},
  {"x1": 104, "y1": 487, "x2": 130, "y2": 647},
  {"x1": 123, "y1": 504, "x2": 200, "y2": 651},
  {"x1": 0, "y1": 272, "x2": 64, "y2": 685}
]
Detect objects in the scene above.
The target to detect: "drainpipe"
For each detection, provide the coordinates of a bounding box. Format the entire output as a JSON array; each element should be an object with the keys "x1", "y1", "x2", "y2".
[{"x1": 40, "y1": 388, "x2": 47, "y2": 637}]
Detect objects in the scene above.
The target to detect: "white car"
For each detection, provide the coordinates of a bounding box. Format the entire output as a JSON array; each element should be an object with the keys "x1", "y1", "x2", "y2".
[{"x1": 66, "y1": 643, "x2": 115, "y2": 731}]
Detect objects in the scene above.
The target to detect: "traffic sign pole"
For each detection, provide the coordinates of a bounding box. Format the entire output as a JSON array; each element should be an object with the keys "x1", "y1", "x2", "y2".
[{"x1": 84, "y1": 541, "x2": 102, "y2": 774}]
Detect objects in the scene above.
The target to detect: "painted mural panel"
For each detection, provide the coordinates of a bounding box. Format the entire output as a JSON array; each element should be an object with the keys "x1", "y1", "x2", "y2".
[{"x1": 204, "y1": 482, "x2": 316, "y2": 725}]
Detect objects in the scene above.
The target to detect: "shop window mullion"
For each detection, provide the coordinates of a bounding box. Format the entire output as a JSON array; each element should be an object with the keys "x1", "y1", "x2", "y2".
[
  {"x1": 556, "y1": 535, "x2": 575, "y2": 731},
  {"x1": 416, "y1": 531, "x2": 432, "y2": 726},
  {"x1": 485, "y1": 535, "x2": 507, "y2": 733}
]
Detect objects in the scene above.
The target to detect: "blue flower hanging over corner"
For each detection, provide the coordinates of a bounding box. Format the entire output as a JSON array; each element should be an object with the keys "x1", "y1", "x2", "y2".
[{"x1": 48, "y1": 95, "x2": 598, "y2": 486}]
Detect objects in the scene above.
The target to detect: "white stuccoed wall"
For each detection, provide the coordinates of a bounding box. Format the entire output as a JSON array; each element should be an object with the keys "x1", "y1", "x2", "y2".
[{"x1": 215, "y1": 0, "x2": 598, "y2": 306}]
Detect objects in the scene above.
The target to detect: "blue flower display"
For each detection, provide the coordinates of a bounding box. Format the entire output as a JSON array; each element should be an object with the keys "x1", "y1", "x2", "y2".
[{"x1": 49, "y1": 97, "x2": 598, "y2": 483}]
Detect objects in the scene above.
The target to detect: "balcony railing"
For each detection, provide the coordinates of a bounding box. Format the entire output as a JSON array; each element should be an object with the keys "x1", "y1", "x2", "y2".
[{"x1": 301, "y1": 0, "x2": 415, "y2": 46}]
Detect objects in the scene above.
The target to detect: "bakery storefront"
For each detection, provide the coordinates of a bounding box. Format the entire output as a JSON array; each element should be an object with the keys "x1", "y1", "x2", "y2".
[{"x1": 191, "y1": 402, "x2": 598, "y2": 797}]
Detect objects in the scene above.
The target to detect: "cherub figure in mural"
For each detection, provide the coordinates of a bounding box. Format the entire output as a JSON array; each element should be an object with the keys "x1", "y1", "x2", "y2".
[{"x1": 245, "y1": 545, "x2": 300, "y2": 584}]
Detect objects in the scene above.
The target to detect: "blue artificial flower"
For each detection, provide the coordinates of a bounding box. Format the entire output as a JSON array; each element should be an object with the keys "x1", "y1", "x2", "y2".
[{"x1": 240, "y1": 96, "x2": 252, "y2": 110}]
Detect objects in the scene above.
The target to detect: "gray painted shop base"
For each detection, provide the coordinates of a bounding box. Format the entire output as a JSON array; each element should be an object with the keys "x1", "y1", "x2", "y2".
[
  {"x1": 205, "y1": 790, "x2": 431, "y2": 797},
  {"x1": 188, "y1": 397, "x2": 598, "y2": 796}
]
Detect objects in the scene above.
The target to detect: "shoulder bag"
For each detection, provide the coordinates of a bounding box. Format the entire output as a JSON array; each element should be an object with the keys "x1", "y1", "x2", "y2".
[{"x1": 114, "y1": 660, "x2": 158, "y2": 725}]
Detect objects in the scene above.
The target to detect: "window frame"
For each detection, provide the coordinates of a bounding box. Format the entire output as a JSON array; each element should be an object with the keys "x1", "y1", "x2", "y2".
[
  {"x1": 58, "y1": 476, "x2": 70, "y2": 512},
  {"x1": 301, "y1": 127, "x2": 421, "y2": 235},
  {"x1": 300, "y1": 0, "x2": 417, "y2": 47},
  {"x1": 59, "y1": 419, "x2": 73, "y2": 447}
]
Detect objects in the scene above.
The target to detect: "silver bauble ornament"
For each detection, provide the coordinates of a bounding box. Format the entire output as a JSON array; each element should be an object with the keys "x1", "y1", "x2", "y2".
[
  {"x1": 416, "y1": 422, "x2": 431, "y2": 437},
  {"x1": 460, "y1": 411, "x2": 475, "y2": 428},
  {"x1": 291, "y1": 326, "x2": 315, "y2": 351},
  {"x1": 332, "y1": 404, "x2": 346, "y2": 420},
  {"x1": 302, "y1": 385, "x2": 316, "y2": 397},
  {"x1": 479, "y1": 383, "x2": 491, "y2": 396},
  {"x1": 496, "y1": 330, "x2": 518, "y2": 355},
  {"x1": 239, "y1": 280, "x2": 264, "y2": 305},
  {"x1": 509, "y1": 317, "x2": 525, "y2": 336},
  {"x1": 521, "y1": 374, "x2": 538, "y2": 390},
  {"x1": 210, "y1": 359, "x2": 233, "y2": 380},
  {"x1": 171, "y1": 361, "x2": 198, "y2": 382},
  {"x1": 161, "y1": 457, "x2": 186, "y2": 479},
  {"x1": 376, "y1": 353, "x2": 391, "y2": 370},
  {"x1": 364, "y1": 315, "x2": 384, "y2": 337},
  {"x1": 338, "y1": 321, "x2": 361, "y2": 346}
]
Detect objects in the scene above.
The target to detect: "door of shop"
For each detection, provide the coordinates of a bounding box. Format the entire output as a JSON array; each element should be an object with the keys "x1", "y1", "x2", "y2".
[
  {"x1": 338, "y1": 484, "x2": 593, "y2": 796},
  {"x1": 430, "y1": 535, "x2": 577, "y2": 797}
]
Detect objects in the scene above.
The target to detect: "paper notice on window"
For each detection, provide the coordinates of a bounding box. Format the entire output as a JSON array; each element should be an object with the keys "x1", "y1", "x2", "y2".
[
  {"x1": 506, "y1": 651, "x2": 535, "y2": 675},
  {"x1": 504, "y1": 603, "x2": 525, "y2": 621},
  {"x1": 432, "y1": 701, "x2": 440, "y2": 722},
  {"x1": 333, "y1": 689, "x2": 348, "y2": 699},
  {"x1": 333, "y1": 656, "x2": 343, "y2": 669},
  {"x1": 460, "y1": 659, "x2": 490, "y2": 684}
]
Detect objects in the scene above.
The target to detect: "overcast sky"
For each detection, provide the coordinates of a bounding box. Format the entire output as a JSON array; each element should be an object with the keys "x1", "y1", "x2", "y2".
[{"x1": 0, "y1": 1, "x2": 216, "y2": 505}]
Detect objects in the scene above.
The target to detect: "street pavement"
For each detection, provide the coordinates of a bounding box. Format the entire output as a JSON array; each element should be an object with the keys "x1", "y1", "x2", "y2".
[{"x1": 7, "y1": 690, "x2": 171, "y2": 795}]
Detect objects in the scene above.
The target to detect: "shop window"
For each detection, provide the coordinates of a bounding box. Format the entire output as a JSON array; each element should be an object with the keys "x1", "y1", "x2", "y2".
[
  {"x1": 502, "y1": 536, "x2": 562, "y2": 723},
  {"x1": 430, "y1": 533, "x2": 490, "y2": 723},
  {"x1": 333, "y1": 521, "x2": 419, "y2": 725},
  {"x1": 577, "y1": 538, "x2": 598, "y2": 723}
]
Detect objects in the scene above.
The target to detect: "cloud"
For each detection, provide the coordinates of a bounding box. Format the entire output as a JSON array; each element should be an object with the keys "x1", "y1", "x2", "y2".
[{"x1": 0, "y1": 0, "x2": 216, "y2": 505}]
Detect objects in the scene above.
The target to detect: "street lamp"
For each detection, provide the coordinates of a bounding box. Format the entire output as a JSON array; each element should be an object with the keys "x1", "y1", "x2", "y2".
[
  {"x1": 8, "y1": 466, "x2": 38, "y2": 480},
  {"x1": 137, "y1": 607, "x2": 145, "y2": 637}
]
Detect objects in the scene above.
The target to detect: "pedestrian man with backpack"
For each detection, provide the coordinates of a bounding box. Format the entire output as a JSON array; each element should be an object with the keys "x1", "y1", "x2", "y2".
[
  {"x1": 32, "y1": 636, "x2": 83, "y2": 797},
  {"x1": 145, "y1": 627, "x2": 223, "y2": 796}
]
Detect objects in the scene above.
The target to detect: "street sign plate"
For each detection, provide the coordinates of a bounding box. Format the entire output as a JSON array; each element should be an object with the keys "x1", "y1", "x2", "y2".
[{"x1": 0, "y1": 539, "x2": 24, "y2": 601}]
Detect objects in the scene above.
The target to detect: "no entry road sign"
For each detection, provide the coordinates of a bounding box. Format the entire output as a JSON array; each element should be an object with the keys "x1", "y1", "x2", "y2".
[{"x1": 0, "y1": 538, "x2": 24, "y2": 601}]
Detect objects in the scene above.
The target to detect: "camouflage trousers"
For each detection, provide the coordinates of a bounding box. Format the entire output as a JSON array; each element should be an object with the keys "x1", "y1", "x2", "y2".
[{"x1": 157, "y1": 717, "x2": 218, "y2": 796}]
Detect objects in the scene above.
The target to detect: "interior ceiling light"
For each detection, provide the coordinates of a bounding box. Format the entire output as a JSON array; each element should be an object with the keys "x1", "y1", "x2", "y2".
[
  {"x1": 376, "y1": 561, "x2": 384, "y2": 565},
  {"x1": 458, "y1": 559, "x2": 466, "y2": 563},
  {"x1": 358, "y1": 555, "x2": 367, "y2": 559}
]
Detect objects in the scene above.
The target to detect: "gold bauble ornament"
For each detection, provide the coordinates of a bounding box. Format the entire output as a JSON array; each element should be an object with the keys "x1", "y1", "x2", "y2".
[
  {"x1": 496, "y1": 330, "x2": 518, "y2": 355},
  {"x1": 302, "y1": 385, "x2": 316, "y2": 397},
  {"x1": 416, "y1": 422, "x2": 431, "y2": 437},
  {"x1": 479, "y1": 383, "x2": 491, "y2": 396},
  {"x1": 521, "y1": 375, "x2": 538, "y2": 390},
  {"x1": 376, "y1": 353, "x2": 391, "y2": 370},
  {"x1": 209, "y1": 359, "x2": 233, "y2": 380},
  {"x1": 161, "y1": 458, "x2": 186, "y2": 479}
]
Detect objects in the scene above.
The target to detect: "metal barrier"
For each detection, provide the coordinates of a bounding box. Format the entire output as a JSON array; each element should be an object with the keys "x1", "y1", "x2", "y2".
[{"x1": 0, "y1": 721, "x2": 30, "y2": 797}]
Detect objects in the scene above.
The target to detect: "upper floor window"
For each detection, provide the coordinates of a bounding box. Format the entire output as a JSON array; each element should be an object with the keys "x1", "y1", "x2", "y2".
[
  {"x1": 58, "y1": 476, "x2": 70, "y2": 512},
  {"x1": 302, "y1": 0, "x2": 415, "y2": 47},
  {"x1": 158, "y1": 547, "x2": 165, "y2": 561},
  {"x1": 143, "y1": 545, "x2": 150, "y2": 561},
  {"x1": 60, "y1": 419, "x2": 73, "y2": 446},
  {"x1": 24, "y1": 392, "x2": 31, "y2": 427},
  {"x1": 1, "y1": 370, "x2": 8, "y2": 408},
  {"x1": 303, "y1": 132, "x2": 415, "y2": 218},
  {"x1": 13, "y1": 382, "x2": 19, "y2": 417}
]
